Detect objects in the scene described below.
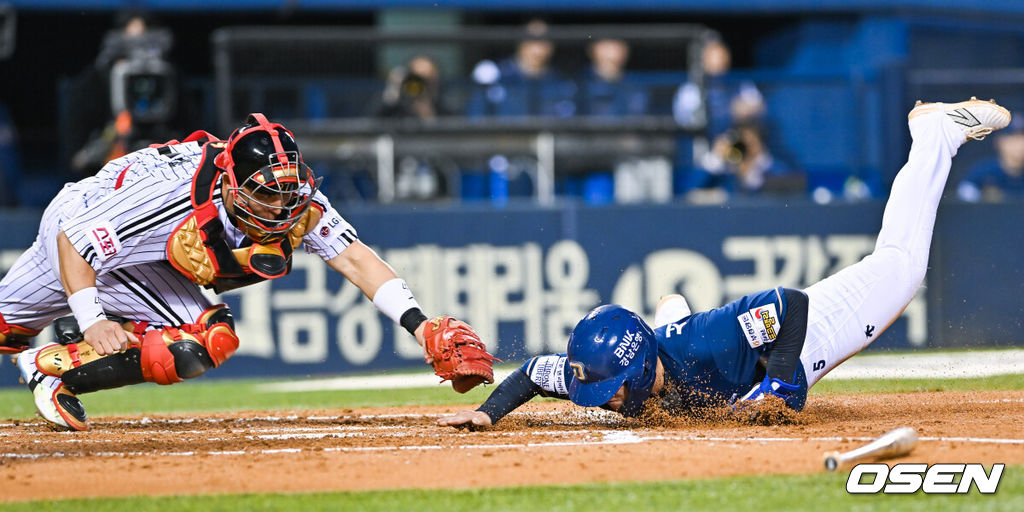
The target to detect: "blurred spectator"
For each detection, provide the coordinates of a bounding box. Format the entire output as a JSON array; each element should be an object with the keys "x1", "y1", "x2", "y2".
[
  {"x1": 673, "y1": 38, "x2": 797, "y2": 202},
  {"x1": 464, "y1": 20, "x2": 576, "y2": 203},
  {"x1": 94, "y1": 12, "x2": 172, "y2": 72},
  {"x1": 957, "y1": 114, "x2": 1024, "y2": 202},
  {"x1": 683, "y1": 120, "x2": 791, "y2": 202},
  {"x1": 72, "y1": 11, "x2": 177, "y2": 173},
  {"x1": 376, "y1": 56, "x2": 450, "y2": 120},
  {"x1": 375, "y1": 56, "x2": 451, "y2": 201},
  {"x1": 466, "y1": 19, "x2": 576, "y2": 118},
  {"x1": 673, "y1": 38, "x2": 762, "y2": 137},
  {"x1": 574, "y1": 38, "x2": 666, "y2": 204},
  {"x1": 579, "y1": 38, "x2": 647, "y2": 117}
]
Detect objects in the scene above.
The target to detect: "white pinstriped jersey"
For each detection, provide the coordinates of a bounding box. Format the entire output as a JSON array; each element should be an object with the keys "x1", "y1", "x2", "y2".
[
  {"x1": 62, "y1": 142, "x2": 357, "y2": 272},
  {"x1": 0, "y1": 141, "x2": 358, "y2": 330}
]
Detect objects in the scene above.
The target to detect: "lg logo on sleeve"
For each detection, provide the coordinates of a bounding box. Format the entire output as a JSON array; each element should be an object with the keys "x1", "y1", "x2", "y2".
[{"x1": 847, "y1": 463, "x2": 1004, "y2": 494}]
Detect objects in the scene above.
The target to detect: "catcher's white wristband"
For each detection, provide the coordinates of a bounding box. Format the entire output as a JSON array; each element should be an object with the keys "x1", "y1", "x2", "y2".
[
  {"x1": 68, "y1": 286, "x2": 106, "y2": 332},
  {"x1": 372, "y1": 278, "x2": 422, "y2": 326}
]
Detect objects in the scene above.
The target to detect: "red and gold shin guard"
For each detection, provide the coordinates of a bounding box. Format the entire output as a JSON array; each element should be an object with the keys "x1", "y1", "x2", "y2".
[{"x1": 0, "y1": 312, "x2": 40, "y2": 354}]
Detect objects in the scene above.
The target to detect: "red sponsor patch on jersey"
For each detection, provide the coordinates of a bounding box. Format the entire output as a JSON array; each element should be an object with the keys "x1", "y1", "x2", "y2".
[
  {"x1": 87, "y1": 221, "x2": 123, "y2": 261},
  {"x1": 94, "y1": 229, "x2": 117, "y2": 256},
  {"x1": 320, "y1": 226, "x2": 330, "y2": 237}
]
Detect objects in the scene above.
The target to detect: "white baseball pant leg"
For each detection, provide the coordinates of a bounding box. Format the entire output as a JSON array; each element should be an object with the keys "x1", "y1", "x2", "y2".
[{"x1": 798, "y1": 109, "x2": 967, "y2": 387}]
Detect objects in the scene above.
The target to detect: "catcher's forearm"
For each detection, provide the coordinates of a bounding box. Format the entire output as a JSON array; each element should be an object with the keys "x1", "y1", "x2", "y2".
[
  {"x1": 57, "y1": 230, "x2": 98, "y2": 296},
  {"x1": 476, "y1": 369, "x2": 542, "y2": 424},
  {"x1": 328, "y1": 241, "x2": 398, "y2": 299},
  {"x1": 328, "y1": 243, "x2": 426, "y2": 337},
  {"x1": 58, "y1": 231, "x2": 107, "y2": 332},
  {"x1": 765, "y1": 288, "x2": 809, "y2": 382}
]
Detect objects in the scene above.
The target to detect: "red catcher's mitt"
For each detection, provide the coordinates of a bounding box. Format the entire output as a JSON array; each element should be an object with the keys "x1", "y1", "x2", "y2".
[{"x1": 422, "y1": 316, "x2": 499, "y2": 393}]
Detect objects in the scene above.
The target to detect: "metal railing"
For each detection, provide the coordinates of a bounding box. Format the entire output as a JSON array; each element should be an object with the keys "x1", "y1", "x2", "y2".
[
  {"x1": 212, "y1": 24, "x2": 716, "y2": 204},
  {"x1": 286, "y1": 116, "x2": 693, "y2": 204}
]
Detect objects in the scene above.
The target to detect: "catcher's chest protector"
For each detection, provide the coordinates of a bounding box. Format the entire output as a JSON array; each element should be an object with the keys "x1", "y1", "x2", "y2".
[{"x1": 166, "y1": 141, "x2": 322, "y2": 293}]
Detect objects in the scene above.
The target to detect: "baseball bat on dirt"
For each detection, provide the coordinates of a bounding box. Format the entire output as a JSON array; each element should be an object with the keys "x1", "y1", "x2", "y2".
[{"x1": 823, "y1": 426, "x2": 919, "y2": 472}]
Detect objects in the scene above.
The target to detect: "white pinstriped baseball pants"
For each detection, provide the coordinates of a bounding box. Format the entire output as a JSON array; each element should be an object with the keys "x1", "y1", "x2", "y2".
[
  {"x1": 799, "y1": 108, "x2": 968, "y2": 387},
  {"x1": 0, "y1": 183, "x2": 213, "y2": 334}
]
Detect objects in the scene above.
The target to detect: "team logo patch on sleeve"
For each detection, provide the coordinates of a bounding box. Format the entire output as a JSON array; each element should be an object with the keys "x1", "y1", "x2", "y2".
[
  {"x1": 316, "y1": 215, "x2": 357, "y2": 245},
  {"x1": 528, "y1": 355, "x2": 569, "y2": 395},
  {"x1": 737, "y1": 303, "x2": 780, "y2": 349},
  {"x1": 317, "y1": 216, "x2": 341, "y2": 239},
  {"x1": 87, "y1": 220, "x2": 122, "y2": 262}
]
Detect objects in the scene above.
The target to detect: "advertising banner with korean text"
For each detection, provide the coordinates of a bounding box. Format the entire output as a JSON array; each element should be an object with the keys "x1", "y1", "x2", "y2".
[{"x1": 1, "y1": 201, "x2": 1019, "y2": 383}]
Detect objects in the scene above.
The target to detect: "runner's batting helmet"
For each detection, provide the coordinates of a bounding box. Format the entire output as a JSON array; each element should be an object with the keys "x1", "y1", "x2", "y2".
[
  {"x1": 215, "y1": 113, "x2": 322, "y2": 243},
  {"x1": 566, "y1": 304, "x2": 659, "y2": 417}
]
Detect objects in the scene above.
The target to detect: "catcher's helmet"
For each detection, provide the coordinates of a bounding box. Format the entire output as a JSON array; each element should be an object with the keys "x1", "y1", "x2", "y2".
[
  {"x1": 566, "y1": 305, "x2": 659, "y2": 417},
  {"x1": 214, "y1": 113, "x2": 322, "y2": 243}
]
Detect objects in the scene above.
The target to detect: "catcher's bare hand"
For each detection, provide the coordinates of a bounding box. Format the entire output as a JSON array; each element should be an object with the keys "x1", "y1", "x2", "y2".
[
  {"x1": 437, "y1": 410, "x2": 492, "y2": 429},
  {"x1": 83, "y1": 319, "x2": 133, "y2": 356},
  {"x1": 414, "y1": 320, "x2": 432, "y2": 364}
]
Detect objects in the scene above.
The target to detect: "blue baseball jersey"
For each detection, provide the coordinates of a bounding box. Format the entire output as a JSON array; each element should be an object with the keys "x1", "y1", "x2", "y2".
[{"x1": 521, "y1": 287, "x2": 809, "y2": 412}]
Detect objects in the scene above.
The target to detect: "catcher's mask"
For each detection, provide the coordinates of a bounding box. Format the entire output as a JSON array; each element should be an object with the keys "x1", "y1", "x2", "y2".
[
  {"x1": 566, "y1": 304, "x2": 659, "y2": 417},
  {"x1": 214, "y1": 113, "x2": 322, "y2": 243}
]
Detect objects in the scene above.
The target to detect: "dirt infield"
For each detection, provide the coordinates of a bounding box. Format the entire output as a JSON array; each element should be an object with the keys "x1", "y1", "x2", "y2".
[{"x1": 1, "y1": 390, "x2": 1022, "y2": 502}]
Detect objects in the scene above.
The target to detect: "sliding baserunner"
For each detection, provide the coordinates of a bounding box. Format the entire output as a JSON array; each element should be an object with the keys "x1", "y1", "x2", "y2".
[{"x1": 440, "y1": 98, "x2": 1009, "y2": 427}]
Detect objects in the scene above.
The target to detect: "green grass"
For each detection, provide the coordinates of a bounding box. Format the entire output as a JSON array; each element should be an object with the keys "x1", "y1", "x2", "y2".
[
  {"x1": 1, "y1": 370, "x2": 1021, "y2": 421},
  {"x1": 811, "y1": 373, "x2": 1024, "y2": 394},
  {"x1": 1, "y1": 469, "x2": 1020, "y2": 512},
  {"x1": 0, "y1": 377, "x2": 494, "y2": 419},
  {"x1": 847, "y1": 346, "x2": 1024, "y2": 357}
]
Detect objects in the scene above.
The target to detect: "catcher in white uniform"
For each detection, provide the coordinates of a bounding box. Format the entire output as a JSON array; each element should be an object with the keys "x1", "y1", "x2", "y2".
[{"x1": 0, "y1": 113, "x2": 496, "y2": 431}]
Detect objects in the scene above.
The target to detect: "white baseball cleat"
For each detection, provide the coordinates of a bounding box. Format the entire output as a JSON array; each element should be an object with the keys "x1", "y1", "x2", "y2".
[
  {"x1": 654, "y1": 294, "x2": 692, "y2": 328},
  {"x1": 908, "y1": 97, "x2": 1011, "y2": 141},
  {"x1": 16, "y1": 346, "x2": 88, "y2": 431}
]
